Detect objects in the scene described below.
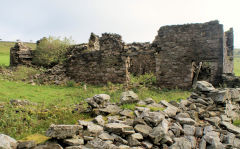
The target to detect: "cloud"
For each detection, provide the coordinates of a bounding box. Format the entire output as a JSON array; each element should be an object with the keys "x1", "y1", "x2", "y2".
[{"x1": 0, "y1": 0, "x2": 239, "y2": 47}]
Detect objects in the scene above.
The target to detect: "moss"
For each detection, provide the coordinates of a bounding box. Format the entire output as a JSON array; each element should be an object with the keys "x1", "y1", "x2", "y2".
[
  {"x1": 149, "y1": 106, "x2": 165, "y2": 112},
  {"x1": 20, "y1": 134, "x2": 50, "y2": 144},
  {"x1": 233, "y1": 120, "x2": 240, "y2": 127},
  {"x1": 121, "y1": 103, "x2": 136, "y2": 110}
]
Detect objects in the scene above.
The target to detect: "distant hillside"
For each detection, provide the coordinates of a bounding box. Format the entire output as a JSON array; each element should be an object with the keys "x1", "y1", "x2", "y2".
[{"x1": 235, "y1": 48, "x2": 240, "y2": 56}]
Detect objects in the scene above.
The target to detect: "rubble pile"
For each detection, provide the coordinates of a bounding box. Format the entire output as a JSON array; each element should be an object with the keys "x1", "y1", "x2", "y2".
[
  {"x1": 1, "y1": 81, "x2": 240, "y2": 149},
  {"x1": 35, "y1": 64, "x2": 70, "y2": 85}
]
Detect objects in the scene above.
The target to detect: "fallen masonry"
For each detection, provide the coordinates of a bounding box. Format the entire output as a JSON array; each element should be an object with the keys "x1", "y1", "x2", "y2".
[
  {"x1": 1, "y1": 81, "x2": 240, "y2": 149},
  {"x1": 9, "y1": 20, "x2": 240, "y2": 89}
]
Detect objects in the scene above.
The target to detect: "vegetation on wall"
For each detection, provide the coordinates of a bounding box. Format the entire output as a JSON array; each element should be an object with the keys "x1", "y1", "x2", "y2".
[
  {"x1": 0, "y1": 42, "x2": 239, "y2": 139},
  {"x1": 32, "y1": 37, "x2": 74, "y2": 67}
]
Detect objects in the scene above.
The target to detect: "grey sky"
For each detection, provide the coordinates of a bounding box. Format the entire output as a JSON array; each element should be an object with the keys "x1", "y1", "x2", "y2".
[{"x1": 0, "y1": 0, "x2": 239, "y2": 47}]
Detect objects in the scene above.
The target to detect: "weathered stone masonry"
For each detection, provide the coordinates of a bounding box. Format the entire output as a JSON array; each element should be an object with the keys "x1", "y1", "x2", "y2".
[
  {"x1": 9, "y1": 20, "x2": 235, "y2": 89},
  {"x1": 125, "y1": 42, "x2": 156, "y2": 76},
  {"x1": 65, "y1": 34, "x2": 157, "y2": 85},
  {"x1": 223, "y1": 28, "x2": 234, "y2": 74},
  {"x1": 65, "y1": 34, "x2": 129, "y2": 84},
  {"x1": 153, "y1": 20, "x2": 232, "y2": 89},
  {"x1": 10, "y1": 42, "x2": 33, "y2": 66}
]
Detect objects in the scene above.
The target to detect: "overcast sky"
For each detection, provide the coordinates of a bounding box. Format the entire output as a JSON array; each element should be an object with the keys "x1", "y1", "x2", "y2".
[{"x1": 0, "y1": 0, "x2": 239, "y2": 47}]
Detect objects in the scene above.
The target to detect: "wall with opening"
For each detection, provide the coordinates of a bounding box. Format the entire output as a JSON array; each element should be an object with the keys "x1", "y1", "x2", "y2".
[{"x1": 153, "y1": 20, "x2": 226, "y2": 89}]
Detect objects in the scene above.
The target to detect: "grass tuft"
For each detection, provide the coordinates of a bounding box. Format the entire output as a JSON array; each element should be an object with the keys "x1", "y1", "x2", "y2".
[
  {"x1": 20, "y1": 134, "x2": 50, "y2": 144},
  {"x1": 233, "y1": 120, "x2": 240, "y2": 127}
]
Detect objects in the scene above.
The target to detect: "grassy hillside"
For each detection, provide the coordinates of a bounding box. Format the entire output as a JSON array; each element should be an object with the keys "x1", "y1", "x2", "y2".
[{"x1": 235, "y1": 49, "x2": 240, "y2": 76}]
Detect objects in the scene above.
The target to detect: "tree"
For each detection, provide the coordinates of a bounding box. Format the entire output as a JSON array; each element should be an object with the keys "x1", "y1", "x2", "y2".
[{"x1": 32, "y1": 36, "x2": 74, "y2": 67}]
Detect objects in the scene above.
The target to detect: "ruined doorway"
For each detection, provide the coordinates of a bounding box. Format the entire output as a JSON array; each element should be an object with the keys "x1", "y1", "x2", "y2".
[
  {"x1": 198, "y1": 62, "x2": 212, "y2": 81},
  {"x1": 192, "y1": 61, "x2": 202, "y2": 88},
  {"x1": 192, "y1": 61, "x2": 212, "y2": 88}
]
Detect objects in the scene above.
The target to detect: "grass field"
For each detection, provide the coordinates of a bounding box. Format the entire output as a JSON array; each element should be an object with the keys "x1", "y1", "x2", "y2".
[
  {"x1": 0, "y1": 74, "x2": 190, "y2": 139},
  {"x1": 0, "y1": 41, "x2": 239, "y2": 140},
  {"x1": 235, "y1": 49, "x2": 240, "y2": 76},
  {"x1": 0, "y1": 41, "x2": 191, "y2": 139}
]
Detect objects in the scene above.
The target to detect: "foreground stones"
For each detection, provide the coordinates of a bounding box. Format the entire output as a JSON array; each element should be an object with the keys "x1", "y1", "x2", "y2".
[
  {"x1": 120, "y1": 91, "x2": 139, "y2": 104},
  {"x1": 46, "y1": 125, "x2": 83, "y2": 139},
  {"x1": 3, "y1": 81, "x2": 240, "y2": 149},
  {"x1": 0, "y1": 134, "x2": 18, "y2": 149}
]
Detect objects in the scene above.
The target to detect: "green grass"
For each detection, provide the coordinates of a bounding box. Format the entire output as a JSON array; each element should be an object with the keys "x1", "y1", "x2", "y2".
[
  {"x1": 234, "y1": 49, "x2": 240, "y2": 76},
  {"x1": 0, "y1": 103, "x2": 91, "y2": 140},
  {"x1": 0, "y1": 41, "x2": 239, "y2": 139},
  {"x1": 0, "y1": 78, "x2": 190, "y2": 106},
  {"x1": 0, "y1": 54, "x2": 9, "y2": 66},
  {"x1": 233, "y1": 120, "x2": 240, "y2": 127},
  {"x1": 0, "y1": 41, "x2": 224, "y2": 139},
  {"x1": 0, "y1": 75, "x2": 191, "y2": 139},
  {"x1": 234, "y1": 56, "x2": 240, "y2": 76}
]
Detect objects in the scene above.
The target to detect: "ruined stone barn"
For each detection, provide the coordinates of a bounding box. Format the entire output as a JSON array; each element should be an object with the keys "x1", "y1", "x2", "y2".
[
  {"x1": 10, "y1": 42, "x2": 33, "y2": 66},
  {"x1": 10, "y1": 20, "x2": 234, "y2": 89},
  {"x1": 153, "y1": 20, "x2": 234, "y2": 89},
  {"x1": 65, "y1": 20, "x2": 234, "y2": 89}
]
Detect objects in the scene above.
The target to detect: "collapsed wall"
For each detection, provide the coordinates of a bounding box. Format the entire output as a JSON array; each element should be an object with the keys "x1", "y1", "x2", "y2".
[
  {"x1": 65, "y1": 34, "x2": 129, "y2": 84},
  {"x1": 223, "y1": 28, "x2": 234, "y2": 74},
  {"x1": 153, "y1": 20, "x2": 232, "y2": 89},
  {"x1": 10, "y1": 42, "x2": 33, "y2": 66},
  {"x1": 9, "y1": 20, "x2": 236, "y2": 88},
  {"x1": 9, "y1": 81, "x2": 240, "y2": 149},
  {"x1": 65, "y1": 33, "x2": 156, "y2": 85}
]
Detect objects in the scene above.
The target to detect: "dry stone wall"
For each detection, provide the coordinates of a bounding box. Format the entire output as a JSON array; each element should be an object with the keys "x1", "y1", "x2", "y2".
[
  {"x1": 65, "y1": 34, "x2": 128, "y2": 84},
  {"x1": 88, "y1": 33, "x2": 100, "y2": 51},
  {"x1": 125, "y1": 42, "x2": 156, "y2": 75},
  {"x1": 10, "y1": 42, "x2": 33, "y2": 66},
  {"x1": 223, "y1": 28, "x2": 234, "y2": 74},
  {"x1": 153, "y1": 20, "x2": 226, "y2": 89},
  {"x1": 4, "y1": 81, "x2": 240, "y2": 149},
  {"x1": 65, "y1": 34, "x2": 157, "y2": 85},
  {"x1": 9, "y1": 20, "x2": 236, "y2": 88}
]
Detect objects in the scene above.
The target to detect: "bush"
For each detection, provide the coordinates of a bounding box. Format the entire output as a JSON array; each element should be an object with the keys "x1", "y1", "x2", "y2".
[
  {"x1": 32, "y1": 36, "x2": 73, "y2": 67},
  {"x1": 130, "y1": 73, "x2": 157, "y2": 87},
  {"x1": 66, "y1": 80, "x2": 76, "y2": 87}
]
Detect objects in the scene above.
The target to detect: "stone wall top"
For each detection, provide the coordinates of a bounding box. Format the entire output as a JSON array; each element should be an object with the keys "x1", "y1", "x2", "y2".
[{"x1": 99, "y1": 33, "x2": 124, "y2": 51}]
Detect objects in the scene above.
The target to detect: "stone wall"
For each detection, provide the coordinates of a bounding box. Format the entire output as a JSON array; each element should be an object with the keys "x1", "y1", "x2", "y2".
[
  {"x1": 9, "y1": 20, "x2": 235, "y2": 89},
  {"x1": 65, "y1": 34, "x2": 157, "y2": 85},
  {"x1": 65, "y1": 33, "x2": 129, "y2": 84},
  {"x1": 125, "y1": 42, "x2": 156, "y2": 75},
  {"x1": 8, "y1": 81, "x2": 240, "y2": 149},
  {"x1": 223, "y1": 28, "x2": 234, "y2": 74},
  {"x1": 88, "y1": 33, "x2": 100, "y2": 51},
  {"x1": 153, "y1": 20, "x2": 226, "y2": 89},
  {"x1": 10, "y1": 42, "x2": 33, "y2": 66}
]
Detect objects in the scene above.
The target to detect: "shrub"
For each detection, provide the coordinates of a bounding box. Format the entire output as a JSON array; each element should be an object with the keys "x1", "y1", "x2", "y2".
[
  {"x1": 130, "y1": 73, "x2": 157, "y2": 87},
  {"x1": 66, "y1": 80, "x2": 76, "y2": 87},
  {"x1": 32, "y1": 36, "x2": 73, "y2": 67}
]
